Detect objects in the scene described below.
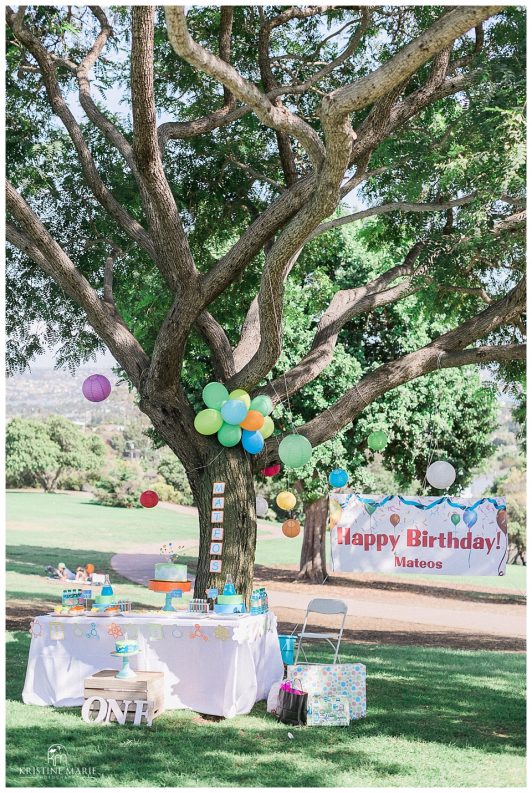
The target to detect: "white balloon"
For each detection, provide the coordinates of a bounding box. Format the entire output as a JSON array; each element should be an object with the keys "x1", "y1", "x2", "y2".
[
  {"x1": 426, "y1": 460, "x2": 456, "y2": 489},
  {"x1": 255, "y1": 495, "x2": 269, "y2": 518}
]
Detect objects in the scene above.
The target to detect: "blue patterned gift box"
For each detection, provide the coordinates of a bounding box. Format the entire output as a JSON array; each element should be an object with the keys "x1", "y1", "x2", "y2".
[
  {"x1": 307, "y1": 694, "x2": 350, "y2": 727},
  {"x1": 287, "y1": 663, "x2": 366, "y2": 720}
]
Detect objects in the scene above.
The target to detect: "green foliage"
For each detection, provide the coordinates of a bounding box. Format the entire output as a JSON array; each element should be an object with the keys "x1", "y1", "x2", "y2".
[
  {"x1": 157, "y1": 454, "x2": 194, "y2": 505},
  {"x1": 5, "y1": 417, "x2": 105, "y2": 491},
  {"x1": 491, "y1": 462, "x2": 526, "y2": 563}
]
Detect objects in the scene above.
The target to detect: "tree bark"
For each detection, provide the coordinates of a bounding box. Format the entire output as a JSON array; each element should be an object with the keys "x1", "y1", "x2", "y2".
[
  {"x1": 188, "y1": 448, "x2": 257, "y2": 605},
  {"x1": 298, "y1": 495, "x2": 328, "y2": 583}
]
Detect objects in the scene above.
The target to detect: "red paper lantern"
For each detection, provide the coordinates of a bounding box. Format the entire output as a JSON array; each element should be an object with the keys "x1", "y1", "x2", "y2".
[
  {"x1": 261, "y1": 464, "x2": 281, "y2": 477},
  {"x1": 140, "y1": 490, "x2": 159, "y2": 508}
]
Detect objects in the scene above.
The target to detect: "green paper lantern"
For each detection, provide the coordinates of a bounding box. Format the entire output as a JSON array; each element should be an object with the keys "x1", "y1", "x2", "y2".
[
  {"x1": 368, "y1": 430, "x2": 388, "y2": 451},
  {"x1": 217, "y1": 422, "x2": 242, "y2": 447},
  {"x1": 229, "y1": 389, "x2": 251, "y2": 409},
  {"x1": 259, "y1": 415, "x2": 275, "y2": 439},
  {"x1": 194, "y1": 409, "x2": 223, "y2": 435},
  {"x1": 250, "y1": 394, "x2": 273, "y2": 416},
  {"x1": 202, "y1": 382, "x2": 229, "y2": 410},
  {"x1": 278, "y1": 433, "x2": 313, "y2": 468}
]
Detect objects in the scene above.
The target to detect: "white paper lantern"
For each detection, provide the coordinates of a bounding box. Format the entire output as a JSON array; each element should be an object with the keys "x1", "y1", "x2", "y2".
[
  {"x1": 255, "y1": 495, "x2": 269, "y2": 518},
  {"x1": 426, "y1": 460, "x2": 456, "y2": 489}
]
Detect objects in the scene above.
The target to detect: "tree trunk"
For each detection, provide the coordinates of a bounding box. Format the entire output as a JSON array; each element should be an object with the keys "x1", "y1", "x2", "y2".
[
  {"x1": 188, "y1": 447, "x2": 257, "y2": 605},
  {"x1": 298, "y1": 495, "x2": 328, "y2": 583}
]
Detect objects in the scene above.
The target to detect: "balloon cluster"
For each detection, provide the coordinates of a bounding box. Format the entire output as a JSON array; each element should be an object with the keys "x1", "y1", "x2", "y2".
[{"x1": 194, "y1": 383, "x2": 274, "y2": 455}]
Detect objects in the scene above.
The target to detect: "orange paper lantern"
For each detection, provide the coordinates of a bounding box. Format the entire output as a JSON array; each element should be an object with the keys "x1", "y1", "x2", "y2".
[
  {"x1": 240, "y1": 410, "x2": 265, "y2": 431},
  {"x1": 282, "y1": 519, "x2": 301, "y2": 538}
]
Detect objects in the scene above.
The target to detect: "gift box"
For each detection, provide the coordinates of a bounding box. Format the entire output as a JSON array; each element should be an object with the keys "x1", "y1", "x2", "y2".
[
  {"x1": 307, "y1": 694, "x2": 350, "y2": 727},
  {"x1": 287, "y1": 663, "x2": 366, "y2": 720}
]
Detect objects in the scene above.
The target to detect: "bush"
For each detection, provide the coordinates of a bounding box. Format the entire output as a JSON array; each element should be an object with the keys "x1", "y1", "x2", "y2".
[
  {"x1": 157, "y1": 453, "x2": 193, "y2": 505},
  {"x1": 93, "y1": 461, "x2": 146, "y2": 508}
]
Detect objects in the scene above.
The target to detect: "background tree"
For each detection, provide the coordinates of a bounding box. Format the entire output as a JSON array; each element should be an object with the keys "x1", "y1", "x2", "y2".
[
  {"x1": 6, "y1": 416, "x2": 105, "y2": 492},
  {"x1": 6, "y1": 6, "x2": 525, "y2": 600}
]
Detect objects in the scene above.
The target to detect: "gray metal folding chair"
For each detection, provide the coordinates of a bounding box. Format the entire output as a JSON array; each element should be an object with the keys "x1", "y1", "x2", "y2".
[{"x1": 294, "y1": 598, "x2": 347, "y2": 665}]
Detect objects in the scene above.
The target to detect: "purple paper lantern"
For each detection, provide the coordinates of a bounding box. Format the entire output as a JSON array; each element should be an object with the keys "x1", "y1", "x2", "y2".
[{"x1": 82, "y1": 374, "x2": 111, "y2": 403}]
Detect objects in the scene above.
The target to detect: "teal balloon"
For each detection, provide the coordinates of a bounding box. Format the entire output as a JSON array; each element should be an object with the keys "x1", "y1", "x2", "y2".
[
  {"x1": 202, "y1": 382, "x2": 229, "y2": 410},
  {"x1": 451, "y1": 513, "x2": 460, "y2": 527},
  {"x1": 221, "y1": 399, "x2": 248, "y2": 425},
  {"x1": 368, "y1": 431, "x2": 388, "y2": 451},
  {"x1": 217, "y1": 422, "x2": 242, "y2": 447},
  {"x1": 250, "y1": 395, "x2": 273, "y2": 416},
  {"x1": 194, "y1": 409, "x2": 223, "y2": 435},
  {"x1": 365, "y1": 504, "x2": 377, "y2": 515},
  {"x1": 241, "y1": 429, "x2": 264, "y2": 455},
  {"x1": 278, "y1": 434, "x2": 313, "y2": 468}
]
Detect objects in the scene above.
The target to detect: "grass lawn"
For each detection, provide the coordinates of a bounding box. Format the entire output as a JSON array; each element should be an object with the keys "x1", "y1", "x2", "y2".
[
  {"x1": 6, "y1": 635, "x2": 525, "y2": 787},
  {"x1": 6, "y1": 490, "x2": 527, "y2": 787}
]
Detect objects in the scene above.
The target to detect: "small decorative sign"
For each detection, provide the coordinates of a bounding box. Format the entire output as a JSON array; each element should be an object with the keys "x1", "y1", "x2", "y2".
[
  {"x1": 211, "y1": 510, "x2": 224, "y2": 524},
  {"x1": 82, "y1": 696, "x2": 155, "y2": 727},
  {"x1": 209, "y1": 559, "x2": 222, "y2": 573},
  {"x1": 212, "y1": 482, "x2": 226, "y2": 494},
  {"x1": 212, "y1": 496, "x2": 225, "y2": 509},
  {"x1": 211, "y1": 527, "x2": 224, "y2": 540},
  {"x1": 210, "y1": 542, "x2": 223, "y2": 555}
]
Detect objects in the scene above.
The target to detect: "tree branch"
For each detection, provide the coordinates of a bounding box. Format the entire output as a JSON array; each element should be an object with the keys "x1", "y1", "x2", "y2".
[{"x1": 6, "y1": 185, "x2": 149, "y2": 385}]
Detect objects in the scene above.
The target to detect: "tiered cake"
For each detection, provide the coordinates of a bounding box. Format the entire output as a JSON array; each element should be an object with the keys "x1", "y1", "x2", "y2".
[{"x1": 149, "y1": 545, "x2": 191, "y2": 608}]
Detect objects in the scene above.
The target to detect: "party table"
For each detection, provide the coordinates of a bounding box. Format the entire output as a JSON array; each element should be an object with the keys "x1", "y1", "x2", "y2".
[{"x1": 22, "y1": 612, "x2": 283, "y2": 718}]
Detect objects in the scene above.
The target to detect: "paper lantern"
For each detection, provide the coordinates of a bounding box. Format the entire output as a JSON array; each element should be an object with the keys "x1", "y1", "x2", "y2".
[
  {"x1": 140, "y1": 490, "x2": 158, "y2": 508},
  {"x1": 259, "y1": 416, "x2": 274, "y2": 439},
  {"x1": 221, "y1": 399, "x2": 248, "y2": 425},
  {"x1": 256, "y1": 495, "x2": 269, "y2": 518},
  {"x1": 367, "y1": 430, "x2": 388, "y2": 451},
  {"x1": 242, "y1": 429, "x2": 264, "y2": 454},
  {"x1": 261, "y1": 464, "x2": 281, "y2": 477},
  {"x1": 328, "y1": 468, "x2": 348, "y2": 488},
  {"x1": 240, "y1": 410, "x2": 265, "y2": 431},
  {"x1": 229, "y1": 389, "x2": 251, "y2": 409},
  {"x1": 82, "y1": 374, "x2": 111, "y2": 403},
  {"x1": 217, "y1": 423, "x2": 242, "y2": 447},
  {"x1": 426, "y1": 460, "x2": 456, "y2": 489},
  {"x1": 194, "y1": 408, "x2": 223, "y2": 435},
  {"x1": 278, "y1": 434, "x2": 312, "y2": 469},
  {"x1": 250, "y1": 395, "x2": 273, "y2": 416},
  {"x1": 202, "y1": 382, "x2": 229, "y2": 410},
  {"x1": 276, "y1": 491, "x2": 296, "y2": 511},
  {"x1": 282, "y1": 519, "x2": 301, "y2": 538}
]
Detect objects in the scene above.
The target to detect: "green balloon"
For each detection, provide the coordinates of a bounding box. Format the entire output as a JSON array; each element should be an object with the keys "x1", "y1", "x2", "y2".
[
  {"x1": 217, "y1": 422, "x2": 242, "y2": 447},
  {"x1": 250, "y1": 394, "x2": 273, "y2": 416},
  {"x1": 278, "y1": 434, "x2": 313, "y2": 468},
  {"x1": 202, "y1": 382, "x2": 229, "y2": 410},
  {"x1": 194, "y1": 409, "x2": 223, "y2": 435},
  {"x1": 368, "y1": 430, "x2": 388, "y2": 451},
  {"x1": 259, "y1": 415, "x2": 275, "y2": 439},
  {"x1": 229, "y1": 389, "x2": 251, "y2": 409},
  {"x1": 451, "y1": 513, "x2": 461, "y2": 526}
]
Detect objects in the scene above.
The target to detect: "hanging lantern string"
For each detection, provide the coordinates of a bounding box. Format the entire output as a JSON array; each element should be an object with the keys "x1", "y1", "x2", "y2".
[
  {"x1": 265, "y1": 265, "x2": 297, "y2": 433},
  {"x1": 421, "y1": 351, "x2": 445, "y2": 492}
]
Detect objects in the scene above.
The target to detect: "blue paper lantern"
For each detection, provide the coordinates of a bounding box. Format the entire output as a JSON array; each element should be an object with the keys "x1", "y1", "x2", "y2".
[
  {"x1": 221, "y1": 399, "x2": 248, "y2": 425},
  {"x1": 328, "y1": 468, "x2": 349, "y2": 488},
  {"x1": 241, "y1": 429, "x2": 264, "y2": 455}
]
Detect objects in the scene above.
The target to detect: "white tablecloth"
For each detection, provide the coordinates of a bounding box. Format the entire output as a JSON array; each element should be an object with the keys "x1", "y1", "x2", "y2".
[{"x1": 22, "y1": 613, "x2": 284, "y2": 718}]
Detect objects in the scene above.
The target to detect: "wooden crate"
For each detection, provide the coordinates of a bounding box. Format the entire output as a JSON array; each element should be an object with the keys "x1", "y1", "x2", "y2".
[{"x1": 84, "y1": 669, "x2": 165, "y2": 723}]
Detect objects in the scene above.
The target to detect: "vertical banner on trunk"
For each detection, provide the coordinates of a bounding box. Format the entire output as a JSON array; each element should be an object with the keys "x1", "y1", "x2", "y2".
[{"x1": 329, "y1": 494, "x2": 507, "y2": 576}]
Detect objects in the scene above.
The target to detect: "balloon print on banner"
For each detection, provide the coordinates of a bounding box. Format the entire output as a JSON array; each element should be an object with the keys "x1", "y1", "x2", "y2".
[
  {"x1": 390, "y1": 513, "x2": 400, "y2": 527},
  {"x1": 496, "y1": 509, "x2": 508, "y2": 534},
  {"x1": 462, "y1": 508, "x2": 478, "y2": 529}
]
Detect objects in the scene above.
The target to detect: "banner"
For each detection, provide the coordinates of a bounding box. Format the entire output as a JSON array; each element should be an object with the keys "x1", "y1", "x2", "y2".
[{"x1": 330, "y1": 494, "x2": 507, "y2": 576}]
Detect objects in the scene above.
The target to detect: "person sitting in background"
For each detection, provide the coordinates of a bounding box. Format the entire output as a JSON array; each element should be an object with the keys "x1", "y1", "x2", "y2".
[
  {"x1": 75, "y1": 566, "x2": 88, "y2": 582},
  {"x1": 57, "y1": 562, "x2": 75, "y2": 581}
]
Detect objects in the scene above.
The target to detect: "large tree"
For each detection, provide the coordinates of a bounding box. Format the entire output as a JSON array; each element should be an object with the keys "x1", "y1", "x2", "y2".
[{"x1": 6, "y1": 5, "x2": 525, "y2": 600}]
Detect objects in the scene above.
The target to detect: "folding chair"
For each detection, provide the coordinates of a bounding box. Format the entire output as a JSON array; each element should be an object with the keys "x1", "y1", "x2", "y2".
[{"x1": 294, "y1": 598, "x2": 347, "y2": 665}]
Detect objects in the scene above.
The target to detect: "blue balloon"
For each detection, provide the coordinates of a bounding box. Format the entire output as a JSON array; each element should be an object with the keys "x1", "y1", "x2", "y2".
[
  {"x1": 221, "y1": 399, "x2": 248, "y2": 425},
  {"x1": 328, "y1": 468, "x2": 349, "y2": 488},
  {"x1": 241, "y1": 429, "x2": 264, "y2": 455},
  {"x1": 463, "y1": 508, "x2": 478, "y2": 529}
]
